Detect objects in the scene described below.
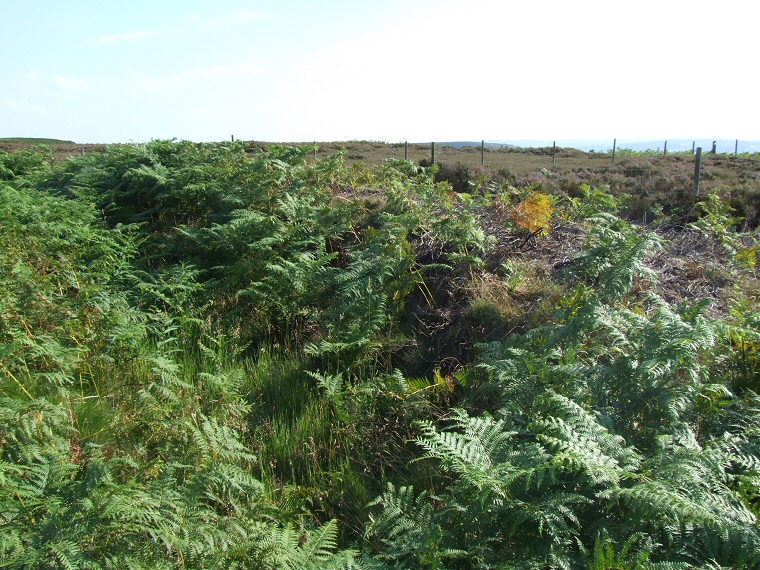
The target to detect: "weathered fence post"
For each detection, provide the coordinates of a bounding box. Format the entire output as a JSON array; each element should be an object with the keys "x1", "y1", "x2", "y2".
[
  {"x1": 481, "y1": 140, "x2": 485, "y2": 167},
  {"x1": 405, "y1": 141, "x2": 408, "y2": 160},
  {"x1": 314, "y1": 142, "x2": 317, "y2": 159},
  {"x1": 711, "y1": 141, "x2": 717, "y2": 154},
  {"x1": 431, "y1": 142, "x2": 435, "y2": 165},
  {"x1": 612, "y1": 138, "x2": 616, "y2": 163},
  {"x1": 692, "y1": 141, "x2": 695, "y2": 154},
  {"x1": 693, "y1": 147, "x2": 702, "y2": 196},
  {"x1": 231, "y1": 135, "x2": 234, "y2": 142},
  {"x1": 664, "y1": 141, "x2": 667, "y2": 155},
  {"x1": 735, "y1": 139, "x2": 739, "y2": 155}
]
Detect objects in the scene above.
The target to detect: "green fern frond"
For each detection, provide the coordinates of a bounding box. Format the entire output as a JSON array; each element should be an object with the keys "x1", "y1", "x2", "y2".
[
  {"x1": 573, "y1": 213, "x2": 661, "y2": 302},
  {"x1": 365, "y1": 483, "x2": 462, "y2": 567},
  {"x1": 415, "y1": 409, "x2": 515, "y2": 475},
  {"x1": 532, "y1": 392, "x2": 640, "y2": 486},
  {"x1": 262, "y1": 520, "x2": 359, "y2": 570}
]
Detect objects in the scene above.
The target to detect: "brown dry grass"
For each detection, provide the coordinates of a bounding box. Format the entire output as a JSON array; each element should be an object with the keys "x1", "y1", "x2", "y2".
[{"x1": 310, "y1": 141, "x2": 613, "y2": 175}]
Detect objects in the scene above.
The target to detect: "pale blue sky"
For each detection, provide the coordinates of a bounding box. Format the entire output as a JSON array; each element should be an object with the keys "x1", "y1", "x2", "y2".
[{"x1": 1, "y1": 0, "x2": 757, "y2": 143}]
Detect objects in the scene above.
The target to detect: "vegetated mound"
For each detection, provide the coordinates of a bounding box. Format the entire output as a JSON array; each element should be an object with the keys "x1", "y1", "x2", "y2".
[
  {"x1": 402, "y1": 187, "x2": 756, "y2": 380},
  {"x1": 479, "y1": 208, "x2": 751, "y2": 319}
]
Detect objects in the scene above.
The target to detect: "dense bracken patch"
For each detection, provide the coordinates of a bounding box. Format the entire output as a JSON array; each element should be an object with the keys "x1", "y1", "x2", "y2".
[{"x1": 1, "y1": 141, "x2": 759, "y2": 569}]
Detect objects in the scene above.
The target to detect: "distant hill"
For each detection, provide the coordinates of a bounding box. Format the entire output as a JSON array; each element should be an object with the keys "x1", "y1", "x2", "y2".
[{"x1": 0, "y1": 137, "x2": 76, "y2": 144}]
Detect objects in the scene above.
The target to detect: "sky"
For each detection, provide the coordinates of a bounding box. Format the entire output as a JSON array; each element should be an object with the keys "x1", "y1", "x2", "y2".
[{"x1": 1, "y1": 0, "x2": 758, "y2": 144}]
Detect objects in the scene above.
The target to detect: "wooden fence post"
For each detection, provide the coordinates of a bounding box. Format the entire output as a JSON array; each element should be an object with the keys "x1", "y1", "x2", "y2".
[
  {"x1": 481, "y1": 140, "x2": 485, "y2": 167},
  {"x1": 405, "y1": 141, "x2": 408, "y2": 160},
  {"x1": 612, "y1": 138, "x2": 616, "y2": 163},
  {"x1": 552, "y1": 141, "x2": 556, "y2": 165},
  {"x1": 231, "y1": 135, "x2": 234, "y2": 142},
  {"x1": 664, "y1": 141, "x2": 667, "y2": 155},
  {"x1": 735, "y1": 139, "x2": 739, "y2": 155},
  {"x1": 314, "y1": 142, "x2": 317, "y2": 159},
  {"x1": 431, "y1": 142, "x2": 435, "y2": 165},
  {"x1": 692, "y1": 141, "x2": 695, "y2": 154},
  {"x1": 693, "y1": 147, "x2": 702, "y2": 196},
  {"x1": 711, "y1": 141, "x2": 717, "y2": 154}
]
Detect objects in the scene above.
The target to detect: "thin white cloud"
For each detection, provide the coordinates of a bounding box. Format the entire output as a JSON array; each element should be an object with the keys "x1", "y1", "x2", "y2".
[
  {"x1": 21, "y1": 71, "x2": 40, "y2": 81},
  {"x1": 54, "y1": 75, "x2": 89, "y2": 92},
  {"x1": 99, "y1": 30, "x2": 158, "y2": 43},
  {"x1": 138, "y1": 65, "x2": 265, "y2": 91}
]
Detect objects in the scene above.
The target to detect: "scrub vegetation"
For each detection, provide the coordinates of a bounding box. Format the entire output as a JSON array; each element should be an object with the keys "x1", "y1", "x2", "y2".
[{"x1": 1, "y1": 140, "x2": 760, "y2": 569}]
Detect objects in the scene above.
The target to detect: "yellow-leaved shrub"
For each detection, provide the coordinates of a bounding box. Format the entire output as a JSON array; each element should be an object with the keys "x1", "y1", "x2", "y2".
[{"x1": 510, "y1": 192, "x2": 554, "y2": 235}]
